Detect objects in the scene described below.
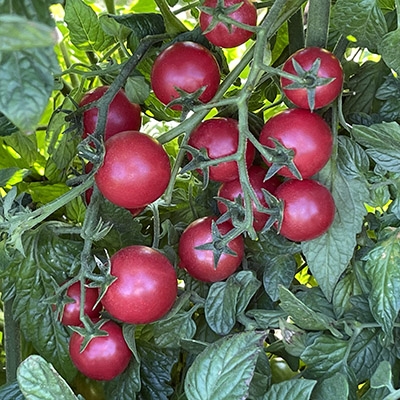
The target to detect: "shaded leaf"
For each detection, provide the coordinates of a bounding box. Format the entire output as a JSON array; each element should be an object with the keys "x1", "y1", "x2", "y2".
[
  {"x1": 379, "y1": 29, "x2": 400, "y2": 75},
  {"x1": 0, "y1": 381, "x2": 25, "y2": 400},
  {"x1": 310, "y1": 373, "x2": 349, "y2": 400},
  {"x1": 262, "y1": 379, "x2": 316, "y2": 400}
]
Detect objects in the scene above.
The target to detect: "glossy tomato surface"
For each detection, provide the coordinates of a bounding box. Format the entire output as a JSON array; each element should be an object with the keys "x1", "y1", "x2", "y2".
[
  {"x1": 259, "y1": 108, "x2": 333, "y2": 179},
  {"x1": 188, "y1": 117, "x2": 255, "y2": 182},
  {"x1": 101, "y1": 245, "x2": 178, "y2": 324},
  {"x1": 60, "y1": 281, "x2": 102, "y2": 326},
  {"x1": 151, "y1": 41, "x2": 220, "y2": 110},
  {"x1": 178, "y1": 216, "x2": 244, "y2": 282},
  {"x1": 199, "y1": 0, "x2": 257, "y2": 48},
  {"x1": 80, "y1": 86, "x2": 141, "y2": 141},
  {"x1": 281, "y1": 47, "x2": 343, "y2": 109},
  {"x1": 275, "y1": 179, "x2": 336, "y2": 242},
  {"x1": 217, "y1": 165, "x2": 281, "y2": 231},
  {"x1": 95, "y1": 131, "x2": 171, "y2": 209},
  {"x1": 69, "y1": 320, "x2": 131, "y2": 381}
]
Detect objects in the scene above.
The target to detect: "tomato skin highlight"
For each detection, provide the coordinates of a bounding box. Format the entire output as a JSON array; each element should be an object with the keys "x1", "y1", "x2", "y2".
[
  {"x1": 281, "y1": 47, "x2": 344, "y2": 110},
  {"x1": 188, "y1": 117, "x2": 255, "y2": 182},
  {"x1": 69, "y1": 320, "x2": 132, "y2": 381},
  {"x1": 151, "y1": 41, "x2": 220, "y2": 110},
  {"x1": 217, "y1": 165, "x2": 281, "y2": 231},
  {"x1": 199, "y1": 0, "x2": 257, "y2": 48},
  {"x1": 80, "y1": 86, "x2": 141, "y2": 141},
  {"x1": 259, "y1": 108, "x2": 333, "y2": 179},
  {"x1": 95, "y1": 131, "x2": 171, "y2": 209},
  {"x1": 60, "y1": 281, "x2": 102, "y2": 326},
  {"x1": 178, "y1": 216, "x2": 244, "y2": 282},
  {"x1": 275, "y1": 179, "x2": 336, "y2": 242},
  {"x1": 101, "y1": 245, "x2": 178, "y2": 325}
]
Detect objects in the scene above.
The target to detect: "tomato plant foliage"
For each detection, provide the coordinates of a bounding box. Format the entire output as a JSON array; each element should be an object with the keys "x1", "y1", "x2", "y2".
[{"x1": 3, "y1": 0, "x2": 400, "y2": 399}]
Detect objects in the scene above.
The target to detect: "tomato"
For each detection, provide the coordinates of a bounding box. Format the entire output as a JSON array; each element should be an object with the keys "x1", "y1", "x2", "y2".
[
  {"x1": 71, "y1": 373, "x2": 106, "y2": 400},
  {"x1": 151, "y1": 41, "x2": 220, "y2": 110},
  {"x1": 217, "y1": 165, "x2": 281, "y2": 231},
  {"x1": 199, "y1": 0, "x2": 257, "y2": 48},
  {"x1": 270, "y1": 356, "x2": 298, "y2": 383},
  {"x1": 95, "y1": 131, "x2": 171, "y2": 209},
  {"x1": 259, "y1": 108, "x2": 333, "y2": 179},
  {"x1": 69, "y1": 320, "x2": 131, "y2": 381},
  {"x1": 281, "y1": 47, "x2": 344, "y2": 110},
  {"x1": 274, "y1": 179, "x2": 335, "y2": 242},
  {"x1": 101, "y1": 245, "x2": 177, "y2": 324},
  {"x1": 59, "y1": 281, "x2": 102, "y2": 326},
  {"x1": 178, "y1": 216, "x2": 244, "y2": 282},
  {"x1": 188, "y1": 117, "x2": 255, "y2": 182},
  {"x1": 80, "y1": 86, "x2": 141, "y2": 141}
]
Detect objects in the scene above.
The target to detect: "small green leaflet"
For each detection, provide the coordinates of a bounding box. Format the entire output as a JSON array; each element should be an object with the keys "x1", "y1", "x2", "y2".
[
  {"x1": 17, "y1": 355, "x2": 78, "y2": 400},
  {"x1": 185, "y1": 331, "x2": 264, "y2": 400},
  {"x1": 306, "y1": 373, "x2": 348, "y2": 400},
  {"x1": 262, "y1": 379, "x2": 316, "y2": 400}
]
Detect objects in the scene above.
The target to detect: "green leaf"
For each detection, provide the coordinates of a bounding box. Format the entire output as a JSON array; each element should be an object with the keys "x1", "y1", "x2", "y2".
[
  {"x1": 379, "y1": 29, "x2": 400, "y2": 75},
  {"x1": 331, "y1": 0, "x2": 387, "y2": 51},
  {"x1": 1, "y1": 224, "x2": 83, "y2": 381},
  {"x1": 0, "y1": 381, "x2": 25, "y2": 400},
  {"x1": 234, "y1": 271, "x2": 262, "y2": 314},
  {"x1": 370, "y1": 361, "x2": 393, "y2": 390},
  {"x1": 0, "y1": 15, "x2": 56, "y2": 51},
  {"x1": 363, "y1": 228, "x2": 400, "y2": 336},
  {"x1": 17, "y1": 355, "x2": 78, "y2": 400},
  {"x1": 0, "y1": 47, "x2": 59, "y2": 133},
  {"x1": 352, "y1": 122, "x2": 400, "y2": 172},
  {"x1": 185, "y1": 331, "x2": 264, "y2": 400},
  {"x1": 310, "y1": 373, "x2": 349, "y2": 400},
  {"x1": 4, "y1": 132, "x2": 39, "y2": 167},
  {"x1": 278, "y1": 286, "x2": 334, "y2": 332},
  {"x1": 64, "y1": 0, "x2": 114, "y2": 52},
  {"x1": 0, "y1": 168, "x2": 24, "y2": 187},
  {"x1": 302, "y1": 139, "x2": 369, "y2": 301},
  {"x1": 262, "y1": 379, "x2": 316, "y2": 400},
  {"x1": 125, "y1": 75, "x2": 151, "y2": 104}
]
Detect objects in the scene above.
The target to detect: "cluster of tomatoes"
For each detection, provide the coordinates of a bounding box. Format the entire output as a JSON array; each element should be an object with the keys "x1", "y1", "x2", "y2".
[{"x1": 59, "y1": 0, "x2": 345, "y2": 383}]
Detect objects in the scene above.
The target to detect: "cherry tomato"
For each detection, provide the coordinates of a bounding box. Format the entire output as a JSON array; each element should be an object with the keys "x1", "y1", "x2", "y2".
[
  {"x1": 101, "y1": 245, "x2": 178, "y2": 325},
  {"x1": 69, "y1": 320, "x2": 131, "y2": 381},
  {"x1": 199, "y1": 0, "x2": 257, "y2": 48},
  {"x1": 178, "y1": 216, "x2": 244, "y2": 282},
  {"x1": 95, "y1": 131, "x2": 171, "y2": 209},
  {"x1": 80, "y1": 86, "x2": 141, "y2": 141},
  {"x1": 188, "y1": 117, "x2": 255, "y2": 182},
  {"x1": 151, "y1": 41, "x2": 220, "y2": 110},
  {"x1": 259, "y1": 108, "x2": 333, "y2": 179},
  {"x1": 270, "y1": 356, "x2": 298, "y2": 383},
  {"x1": 71, "y1": 373, "x2": 106, "y2": 400},
  {"x1": 281, "y1": 47, "x2": 344, "y2": 109},
  {"x1": 59, "y1": 281, "x2": 102, "y2": 326},
  {"x1": 275, "y1": 179, "x2": 335, "y2": 242},
  {"x1": 217, "y1": 165, "x2": 281, "y2": 231}
]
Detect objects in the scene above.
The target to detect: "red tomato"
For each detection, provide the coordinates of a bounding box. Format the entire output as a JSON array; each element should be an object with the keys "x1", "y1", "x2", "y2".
[
  {"x1": 95, "y1": 131, "x2": 171, "y2": 209},
  {"x1": 275, "y1": 179, "x2": 335, "y2": 241},
  {"x1": 259, "y1": 108, "x2": 333, "y2": 179},
  {"x1": 187, "y1": 117, "x2": 255, "y2": 182},
  {"x1": 60, "y1": 281, "x2": 102, "y2": 326},
  {"x1": 200, "y1": 0, "x2": 257, "y2": 48},
  {"x1": 178, "y1": 216, "x2": 244, "y2": 282},
  {"x1": 281, "y1": 47, "x2": 343, "y2": 109},
  {"x1": 101, "y1": 245, "x2": 178, "y2": 325},
  {"x1": 69, "y1": 320, "x2": 131, "y2": 381},
  {"x1": 151, "y1": 41, "x2": 220, "y2": 110},
  {"x1": 217, "y1": 165, "x2": 281, "y2": 231},
  {"x1": 80, "y1": 86, "x2": 141, "y2": 141}
]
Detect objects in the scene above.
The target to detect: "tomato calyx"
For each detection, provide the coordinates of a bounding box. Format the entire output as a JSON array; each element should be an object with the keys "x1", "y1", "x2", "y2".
[
  {"x1": 260, "y1": 189, "x2": 284, "y2": 233},
  {"x1": 259, "y1": 137, "x2": 302, "y2": 180},
  {"x1": 69, "y1": 318, "x2": 110, "y2": 353},
  {"x1": 195, "y1": 219, "x2": 239, "y2": 268},
  {"x1": 181, "y1": 145, "x2": 211, "y2": 187},
  {"x1": 282, "y1": 57, "x2": 335, "y2": 111},
  {"x1": 167, "y1": 86, "x2": 208, "y2": 119}
]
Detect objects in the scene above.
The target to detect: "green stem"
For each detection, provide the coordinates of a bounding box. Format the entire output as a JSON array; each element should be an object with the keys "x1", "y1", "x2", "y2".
[
  {"x1": 4, "y1": 299, "x2": 20, "y2": 383},
  {"x1": 154, "y1": 0, "x2": 187, "y2": 34},
  {"x1": 305, "y1": 0, "x2": 331, "y2": 48},
  {"x1": 104, "y1": 0, "x2": 115, "y2": 14},
  {"x1": 59, "y1": 40, "x2": 80, "y2": 88}
]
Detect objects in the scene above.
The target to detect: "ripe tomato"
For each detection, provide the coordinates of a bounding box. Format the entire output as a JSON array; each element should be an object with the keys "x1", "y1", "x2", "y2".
[
  {"x1": 199, "y1": 0, "x2": 257, "y2": 48},
  {"x1": 101, "y1": 245, "x2": 177, "y2": 324},
  {"x1": 281, "y1": 47, "x2": 344, "y2": 110},
  {"x1": 69, "y1": 320, "x2": 131, "y2": 381},
  {"x1": 178, "y1": 216, "x2": 244, "y2": 282},
  {"x1": 151, "y1": 41, "x2": 220, "y2": 110},
  {"x1": 259, "y1": 108, "x2": 333, "y2": 179},
  {"x1": 275, "y1": 179, "x2": 335, "y2": 242},
  {"x1": 188, "y1": 117, "x2": 255, "y2": 182},
  {"x1": 95, "y1": 131, "x2": 171, "y2": 209},
  {"x1": 80, "y1": 86, "x2": 141, "y2": 141},
  {"x1": 217, "y1": 165, "x2": 281, "y2": 231},
  {"x1": 59, "y1": 281, "x2": 102, "y2": 326}
]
